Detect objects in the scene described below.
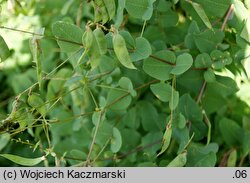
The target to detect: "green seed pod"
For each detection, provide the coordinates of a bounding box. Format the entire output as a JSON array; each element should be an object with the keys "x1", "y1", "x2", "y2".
[
  {"x1": 112, "y1": 33, "x2": 136, "y2": 69},
  {"x1": 103, "y1": 0, "x2": 116, "y2": 20},
  {"x1": 94, "y1": 0, "x2": 109, "y2": 24},
  {"x1": 92, "y1": 1, "x2": 102, "y2": 22},
  {"x1": 227, "y1": 149, "x2": 237, "y2": 167},
  {"x1": 82, "y1": 27, "x2": 94, "y2": 50},
  {"x1": 167, "y1": 151, "x2": 187, "y2": 167},
  {"x1": 157, "y1": 124, "x2": 172, "y2": 156},
  {"x1": 93, "y1": 28, "x2": 107, "y2": 55}
]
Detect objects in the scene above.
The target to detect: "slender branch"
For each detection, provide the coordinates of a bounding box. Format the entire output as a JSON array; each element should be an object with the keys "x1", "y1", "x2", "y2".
[
  {"x1": 140, "y1": 20, "x2": 147, "y2": 37},
  {"x1": 149, "y1": 55, "x2": 175, "y2": 66},
  {"x1": 196, "y1": 80, "x2": 207, "y2": 103},
  {"x1": 221, "y1": 4, "x2": 234, "y2": 31},
  {"x1": 85, "y1": 111, "x2": 104, "y2": 166},
  {"x1": 0, "y1": 26, "x2": 83, "y2": 46}
]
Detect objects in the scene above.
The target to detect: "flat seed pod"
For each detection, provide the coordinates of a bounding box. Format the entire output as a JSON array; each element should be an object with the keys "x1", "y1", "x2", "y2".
[
  {"x1": 82, "y1": 27, "x2": 94, "y2": 50},
  {"x1": 93, "y1": 28, "x2": 107, "y2": 54},
  {"x1": 103, "y1": 0, "x2": 116, "y2": 20},
  {"x1": 112, "y1": 33, "x2": 136, "y2": 69},
  {"x1": 94, "y1": 0, "x2": 109, "y2": 24},
  {"x1": 167, "y1": 151, "x2": 187, "y2": 167}
]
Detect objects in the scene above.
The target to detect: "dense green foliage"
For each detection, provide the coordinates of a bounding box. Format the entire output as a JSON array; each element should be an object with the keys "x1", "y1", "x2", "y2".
[{"x1": 0, "y1": 0, "x2": 250, "y2": 167}]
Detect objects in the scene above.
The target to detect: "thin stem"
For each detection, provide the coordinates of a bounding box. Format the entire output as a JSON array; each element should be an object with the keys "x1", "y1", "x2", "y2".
[
  {"x1": 92, "y1": 84, "x2": 129, "y2": 92},
  {"x1": 149, "y1": 55, "x2": 175, "y2": 66},
  {"x1": 182, "y1": 133, "x2": 195, "y2": 151},
  {"x1": 203, "y1": 110, "x2": 211, "y2": 145},
  {"x1": 221, "y1": 4, "x2": 234, "y2": 31},
  {"x1": 85, "y1": 111, "x2": 103, "y2": 166},
  {"x1": 86, "y1": 87, "x2": 99, "y2": 110},
  {"x1": 0, "y1": 26, "x2": 83, "y2": 46},
  {"x1": 196, "y1": 80, "x2": 207, "y2": 103},
  {"x1": 140, "y1": 20, "x2": 147, "y2": 37},
  {"x1": 92, "y1": 137, "x2": 111, "y2": 163}
]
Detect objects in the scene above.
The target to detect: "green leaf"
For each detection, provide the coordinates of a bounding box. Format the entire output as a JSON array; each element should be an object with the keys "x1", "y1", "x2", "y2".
[
  {"x1": 169, "y1": 90, "x2": 179, "y2": 110},
  {"x1": 204, "y1": 69, "x2": 216, "y2": 83},
  {"x1": 203, "y1": 89, "x2": 226, "y2": 114},
  {"x1": 0, "y1": 133, "x2": 10, "y2": 151},
  {"x1": 177, "y1": 70, "x2": 204, "y2": 94},
  {"x1": 119, "y1": 30, "x2": 135, "y2": 49},
  {"x1": 194, "y1": 53, "x2": 212, "y2": 68},
  {"x1": 210, "y1": 50, "x2": 232, "y2": 69},
  {"x1": 122, "y1": 107, "x2": 140, "y2": 129},
  {"x1": 98, "y1": 55, "x2": 116, "y2": 73},
  {"x1": 130, "y1": 37, "x2": 152, "y2": 61},
  {"x1": 94, "y1": 122, "x2": 113, "y2": 147},
  {"x1": 0, "y1": 154, "x2": 44, "y2": 166},
  {"x1": 137, "y1": 101, "x2": 162, "y2": 132},
  {"x1": 150, "y1": 82, "x2": 172, "y2": 102},
  {"x1": 121, "y1": 128, "x2": 141, "y2": 151},
  {"x1": 118, "y1": 77, "x2": 136, "y2": 96},
  {"x1": 158, "y1": 10, "x2": 179, "y2": 28},
  {"x1": 118, "y1": 77, "x2": 133, "y2": 90},
  {"x1": 113, "y1": 33, "x2": 136, "y2": 69},
  {"x1": 52, "y1": 21, "x2": 83, "y2": 52},
  {"x1": 0, "y1": 35, "x2": 11, "y2": 62},
  {"x1": 156, "y1": 0, "x2": 172, "y2": 12},
  {"x1": 111, "y1": 127, "x2": 122, "y2": 153},
  {"x1": 174, "y1": 127, "x2": 190, "y2": 154},
  {"x1": 157, "y1": 124, "x2": 172, "y2": 156},
  {"x1": 106, "y1": 90, "x2": 132, "y2": 110},
  {"x1": 167, "y1": 151, "x2": 187, "y2": 167},
  {"x1": 185, "y1": 21, "x2": 200, "y2": 50},
  {"x1": 178, "y1": 94, "x2": 202, "y2": 121},
  {"x1": 191, "y1": 2, "x2": 212, "y2": 29},
  {"x1": 114, "y1": 0, "x2": 126, "y2": 28},
  {"x1": 194, "y1": 152, "x2": 217, "y2": 166},
  {"x1": 177, "y1": 113, "x2": 187, "y2": 129},
  {"x1": 227, "y1": 149, "x2": 237, "y2": 167},
  {"x1": 171, "y1": 53, "x2": 193, "y2": 75},
  {"x1": 143, "y1": 50, "x2": 175, "y2": 81},
  {"x1": 125, "y1": 0, "x2": 156, "y2": 20},
  {"x1": 186, "y1": 143, "x2": 218, "y2": 166},
  {"x1": 194, "y1": 0, "x2": 232, "y2": 18},
  {"x1": 92, "y1": 111, "x2": 103, "y2": 126},
  {"x1": 194, "y1": 29, "x2": 224, "y2": 53},
  {"x1": 240, "y1": 20, "x2": 250, "y2": 43},
  {"x1": 69, "y1": 149, "x2": 87, "y2": 163},
  {"x1": 141, "y1": 132, "x2": 162, "y2": 157},
  {"x1": 206, "y1": 76, "x2": 238, "y2": 98},
  {"x1": 28, "y1": 93, "x2": 46, "y2": 117},
  {"x1": 219, "y1": 118, "x2": 243, "y2": 147}
]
